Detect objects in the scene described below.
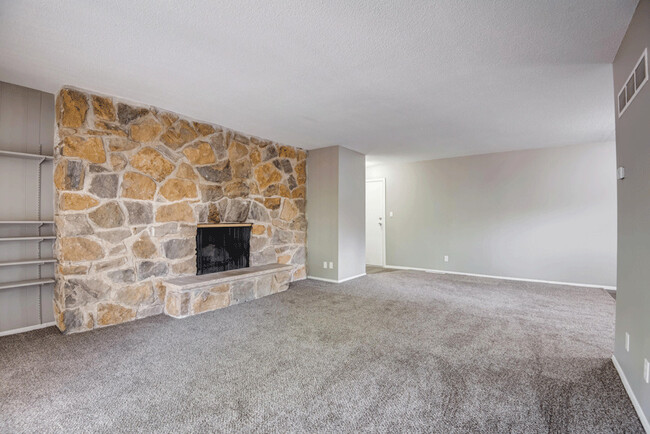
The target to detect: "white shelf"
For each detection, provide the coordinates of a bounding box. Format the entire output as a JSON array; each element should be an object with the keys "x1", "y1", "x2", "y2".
[
  {"x1": 0, "y1": 149, "x2": 54, "y2": 160},
  {"x1": 0, "y1": 221, "x2": 54, "y2": 225},
  {"x1": 0, "y1": 258, "x2": 56, "y2": 267},
  {"x1": 0, "y1": 278, "x2": 55, "y2": 290},
  {"x1": 0, "y1": 236, "x2": 55, "y2": 242}
]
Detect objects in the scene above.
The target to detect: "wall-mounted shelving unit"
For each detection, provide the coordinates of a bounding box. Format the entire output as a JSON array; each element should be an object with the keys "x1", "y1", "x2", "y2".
[{"x1": 0, "y1": 81, "x2": 56, "y2": 336}]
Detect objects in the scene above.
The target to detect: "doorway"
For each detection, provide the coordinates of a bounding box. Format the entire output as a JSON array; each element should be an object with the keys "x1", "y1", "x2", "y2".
[{"x1": 366, "y1": 178, "x2": 385, "y2": 266}]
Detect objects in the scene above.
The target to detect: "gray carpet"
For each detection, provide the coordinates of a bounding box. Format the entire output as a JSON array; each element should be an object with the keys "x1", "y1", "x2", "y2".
[{"x1": 0, "y1": 271, "x2": 643, "y2": 433}]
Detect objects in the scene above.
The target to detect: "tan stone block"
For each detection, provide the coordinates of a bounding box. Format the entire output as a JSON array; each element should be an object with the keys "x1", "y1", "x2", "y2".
[
  {"x1": 58, "y1": 264, "x2": 89, "y2": 275},
  {"x1": 97, "y1": 303, "x2": 136, "y2": 326},
  {"x1": 251, "y1": 224, "x2": 266, "y2": 235},
  {"x1": 208, "y1": 203, "x2": 220, "y2": 223},
  {"x1": 295, "y1": 160, "x2": 306, "y2": 185},
  {"x1": 91, "y1": 95, "x2": 116, "y2": 121},
  {"x1": 89, "y1": 202, "x2": 125, "y2": 228},
  {"x1": 294, "y1": 232, "x2": 306, "y2": 244},
  {"x1": 264, "y1": 197, "x2": 281, "y2": 210},
  {"x1": 250, "y1": 148, "x2": 261, "y2": 166},
  {"x1": 291, "y1": 185, "x2": 305, "y2": 199},
  {"x1": 192, "y1": 291, "x2": 230, "y2": 314},
  {"x1": 91, "y1": 121, "x2": 128, "y2": 137},
  {"x1": 231, "y1": 158, "x2": 251, "y2": 179},
  {"x1": 280, "y1": 199, "x2": 298, "y2": 221},
  {"x1": 129, "y1": 147, "x2": 175, "y2": 182},
  {"x1": 60, "y1": 237, "x2": 104, "y2": 262},
  {"x1": 176, "y1": 163, "x2": 198, "y2": 180},
  {"x1": 165, "y1": 292, "x2": 190, "y2": 317},
  {"x1": 228, "y1": 140, "x2": 249, "y2": 161},
  {"x1": 293, "y1": 266, "x2": 306, "y2": 280},
  {"x1": 57, "y1": 88, "x2": 88, "y2": 128},
  {"x1": 117, "y1": 103, "x2": 150, "y2": 124},
  {"x1": 182, "y1": 141, "x2": 216, "y2": 165},
  {"x1": 160, "y1": 119, "x2": 198, "y2": 150},
  {"x1": 107, "y1": 137, "x2": 139, "y2": 152},
  {"x1": 155, "y1": 281, "x2": 166, "y2": 303},
  {"x1": 113, "y1": 282, "x2": 154, "y2": 306},
  {"x1": 157, "y1": 112, "x2": 178, "y2": 127},
  {"x1": 160, "y1": 178, "x2": 198, "y2": 201},
  {"x1": 156, "y1": 202, "x2": 195, "y2": 223},
  {"x1": 280, "y1": 184, "x2": 292, "y2": 198},
  {"x1": 278, "y1": 145, "x2": 296, "y2": 159},
  {"x1": 272, "y1": 219, "x2": 290, "y2": 230},
  {"x1": 210, "y1": 284, "x2": 230, "y2": 293},
  {"x1": 60, "y1": 193, "x2": 99, "y2": 211},
  {"x1": 92, "y1": 257, "x2": 127, "y2": 273},
  {"x1": 62, "y1": 136, "x2": 106, "y2": 164},
  {"x1": 132, "y1": 234, "x2": 157, "y2": 258},
  {"x1": 110, "y1": 153, "x2": 128, "y2": 171},
  {"x1": 297, "y1": 149, "x2": 307, "y2": 161},
  {"x1": 171, "y1": 258, "x2": 196, "y2": 275},
  {"x1": 255, "y1": 162, "x2": 283, "y2": 190},
  {"x1": 278, "y1": 254, "x2": 291, "y2": 264},
  {"x1": 130, "y1": 115, "x2": 163, "y2": 142},
  {"x1": 224, "y1": 181, "x2": 249, "y2": 198},
  {"x1": 193, "y1": 122, "x2": 217, "y2": 136},
  {"x1": 121, "y1": 172, "x2": 156, "y2": 200}
]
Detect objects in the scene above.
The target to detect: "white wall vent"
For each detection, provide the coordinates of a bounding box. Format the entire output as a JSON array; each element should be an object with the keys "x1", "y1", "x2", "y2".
[{"x1": 618, "y1": 48, "x2": 648, "y2": 117}]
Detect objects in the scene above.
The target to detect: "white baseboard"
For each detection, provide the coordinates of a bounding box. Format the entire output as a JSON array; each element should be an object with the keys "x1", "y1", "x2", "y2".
[
  {"x1": 612, "y1": 355, "x2": 650, "y2": 432},
  {"x1": 0, "y1": 321, "x2": 56, "y2": 338},
  {"x1": 307, "y1": 273, "x2": 366, "y2": 284},
  {"x1": 384, "y1": 264, "x2": 616, "y2": 291}
]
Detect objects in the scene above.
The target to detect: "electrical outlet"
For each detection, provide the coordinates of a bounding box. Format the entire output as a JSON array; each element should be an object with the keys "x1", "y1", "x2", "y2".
[
  {"x1": 444, "y1": 255, "x2": 449, "y2": 262},
  {"x1": 323, "y1": 261, "x2": 327, "y2": 269},
  {"x1": 625, "y1": 333, "x2": 630, "y2": 352},
  {"x1": 329, "y1": 262, "x2": 334, "y2": 269},
  {"x1": 644, "y1": 359, "x2": 649, "y2": 383}
]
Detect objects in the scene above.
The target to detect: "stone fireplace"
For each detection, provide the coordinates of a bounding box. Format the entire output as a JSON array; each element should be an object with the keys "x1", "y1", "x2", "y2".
[
  {"x1": 196, "y1": 224, "x2": 252, "y2": 275},
  {"x1": 53, "y1": 87, "x2": 307, "y2": 333}
]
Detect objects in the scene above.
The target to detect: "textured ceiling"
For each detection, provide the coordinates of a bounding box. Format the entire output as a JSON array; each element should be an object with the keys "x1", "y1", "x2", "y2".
[{"x1": 0, "y1": 0, "x2": 638, "y2": 164}]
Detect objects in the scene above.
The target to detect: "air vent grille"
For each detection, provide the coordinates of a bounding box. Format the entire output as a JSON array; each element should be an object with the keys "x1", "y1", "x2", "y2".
[{"x1": 618, "y1": 48, "x2": 648, "y2": 117}]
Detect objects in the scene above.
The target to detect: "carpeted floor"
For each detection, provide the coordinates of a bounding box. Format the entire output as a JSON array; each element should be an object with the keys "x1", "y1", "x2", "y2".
[{"x1": 0, "y1": 271, "x2": 643, "y2": 433}]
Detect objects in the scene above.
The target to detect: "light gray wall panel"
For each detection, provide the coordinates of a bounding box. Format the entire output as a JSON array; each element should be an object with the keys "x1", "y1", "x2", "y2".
[
  {"x1": 337, "y1": 146, "x2": 366, "y2": 281},
  {"x1": 367, "y1": 142, "x2": 617, "y2": 287},
  {"x1": 612, "y1": 0, "x2": 650, "y2": 419},
  {"x1": 306, "y1": 146, "x2": 339, "y2": 280}
]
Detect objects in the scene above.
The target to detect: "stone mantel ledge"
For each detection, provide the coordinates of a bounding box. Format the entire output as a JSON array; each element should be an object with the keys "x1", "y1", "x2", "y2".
[
  {"x1": 166, "y1": 264, "x2": 293, "y2": 291},
  {"x1": 163, "y1": 264, "x2": 293, "y2": 318}
]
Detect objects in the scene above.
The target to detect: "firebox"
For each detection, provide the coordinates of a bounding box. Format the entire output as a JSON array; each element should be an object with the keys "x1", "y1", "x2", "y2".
[{"x1": 196, "y1": 224, "x2": 252, "y2": 275}]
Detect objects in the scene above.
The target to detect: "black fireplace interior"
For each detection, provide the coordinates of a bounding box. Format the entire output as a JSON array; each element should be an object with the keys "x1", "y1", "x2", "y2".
[{"x1": 196, "y1": 225, "x2": 251, "y2": 275}]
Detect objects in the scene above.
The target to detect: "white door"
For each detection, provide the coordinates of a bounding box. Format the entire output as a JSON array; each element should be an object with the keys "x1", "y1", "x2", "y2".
[{"x1": 366, "y1": 179, "x2": 385, "y2": 266}]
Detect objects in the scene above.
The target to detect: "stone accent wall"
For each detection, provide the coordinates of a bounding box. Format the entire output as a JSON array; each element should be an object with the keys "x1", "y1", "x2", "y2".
[{"x1": 53, "y1": 87, "x2": 307, "y2": 333}]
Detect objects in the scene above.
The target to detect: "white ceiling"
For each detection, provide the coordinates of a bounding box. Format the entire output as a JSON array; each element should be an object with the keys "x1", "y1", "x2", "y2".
[{"x1": 0, "y1": 0, "x2": 638, "y2": 164}]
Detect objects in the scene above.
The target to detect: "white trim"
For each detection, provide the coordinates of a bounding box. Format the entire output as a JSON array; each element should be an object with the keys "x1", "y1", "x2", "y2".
[
  {"x1": 612, "y1": 355, "x2": 650, "y2": 432},
  {"x1": 307, "y1": 273, "x2": 366, "y2": 284},
  {"x1": 619, "y1": 48, "x2": 648, "y2": 117},
  {"x1": 384, "y1": 264, "x2": 616, "y2": 290},
  {"x1": 0, "y1": 321, "x2": 56, "y2": 337},
  {"x1": 366, "y1": 178, "x2": 386, "y2": 267}
]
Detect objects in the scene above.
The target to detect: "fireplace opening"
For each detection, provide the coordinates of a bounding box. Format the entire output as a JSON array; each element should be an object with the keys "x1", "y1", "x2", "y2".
[{"x1": 196, "y1": 224, "x2": 251, "y2": 275}]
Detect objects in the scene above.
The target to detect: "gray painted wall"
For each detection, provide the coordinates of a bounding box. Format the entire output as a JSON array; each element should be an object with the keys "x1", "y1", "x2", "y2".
[
  {"x1": 306, "y1": 146, "x2": 366, "y2": 281},
  {"x1": 337, "y1": 146, "x2": 366, "y2": 281},
  {"x1": 306, "y1": 146, "x2": 339, "y2": 281},
  {"x1": 367, "y1": 142, "x2": 617, "y2": 287},
  {"x1": 613, "y1": 0, "x2": 650, "y2": 421},
  {"x1": 0, "y1": 81, "x2": 55, "y2": 334}
]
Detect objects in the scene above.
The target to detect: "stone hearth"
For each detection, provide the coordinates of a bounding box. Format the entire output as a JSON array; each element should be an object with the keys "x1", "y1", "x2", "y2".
[{"x1": 163, "y1": 263, "x2": 292, "y2": 318}]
